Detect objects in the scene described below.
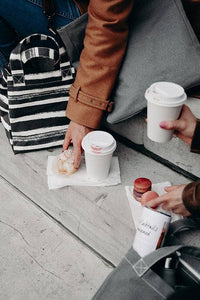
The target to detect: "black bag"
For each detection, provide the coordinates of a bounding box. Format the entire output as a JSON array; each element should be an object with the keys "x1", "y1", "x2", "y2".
[
  {"x1": 91, "y1": 218, "x2": 200, "y2": 300},
  {"x1": 92, "y1": 245, "x2": 200, "y2": 300},
  {"x1": 0, "y1": 33, "x2": 75, "y2": 153},
  {"x1": 165, "y1": 217, "x2": 200, "y2": 246}
]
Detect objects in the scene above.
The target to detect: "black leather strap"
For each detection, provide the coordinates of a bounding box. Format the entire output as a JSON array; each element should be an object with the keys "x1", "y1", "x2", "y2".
[
  {"x1": 167, "y1": 218, "x2": 200, "y2": 237},
  {"x1": 42, "y1": 0, "x2": 56, "y2": 29}
]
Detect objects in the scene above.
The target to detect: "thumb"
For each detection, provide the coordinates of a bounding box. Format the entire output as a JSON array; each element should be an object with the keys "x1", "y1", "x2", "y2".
[
  {"x1": 63, "y1": 131, "x2": 71, "y2": 151},
  {"x1": 160, "y1": 119, "x2": 186, "y2": 131},
  {"x1": 175, "y1": 132, "x2": 192, "y2": 145},
  {"x1": 73, "y1": 145, "x2": 82, "y2": 169}
]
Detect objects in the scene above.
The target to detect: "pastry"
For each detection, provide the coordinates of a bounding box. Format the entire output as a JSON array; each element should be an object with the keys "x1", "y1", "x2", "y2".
[{"x1": 57, "y1": 150, "x2": 76, "y2": 175}]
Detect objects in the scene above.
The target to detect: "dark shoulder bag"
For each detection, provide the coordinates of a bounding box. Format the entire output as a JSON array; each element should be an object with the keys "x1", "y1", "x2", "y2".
[{"x1": 91, "y1": 218, "x2": 200, "y2": 300}]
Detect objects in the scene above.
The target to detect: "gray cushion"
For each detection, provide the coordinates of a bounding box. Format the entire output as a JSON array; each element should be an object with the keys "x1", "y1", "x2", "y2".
[{"x1": 107, "y1": 0, "x2": 200, "y2": 124}]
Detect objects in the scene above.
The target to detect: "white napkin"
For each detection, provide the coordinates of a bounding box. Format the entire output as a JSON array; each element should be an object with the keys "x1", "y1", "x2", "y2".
[
  {"x1": 125, "y1": 182, "x2": 183, "y2": 227},
  {"x1": 47, "y1": 156, "x2": 121, "y2": 189}
]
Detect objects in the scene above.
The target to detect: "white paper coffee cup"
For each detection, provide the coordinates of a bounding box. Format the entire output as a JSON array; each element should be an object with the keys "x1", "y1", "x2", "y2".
[
  {"x1": 145, "y1": 82, "x2": 187, "y2": 143},
  {"x1": 133, "y1": 207, "x2": 171, "y2": 257},
  {"x1": 81, "y1": 131, "x2": 116, "y2": 181}
]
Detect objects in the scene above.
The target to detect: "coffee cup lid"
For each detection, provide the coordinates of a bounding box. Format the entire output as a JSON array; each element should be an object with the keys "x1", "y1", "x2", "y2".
[
  {"x1": 82, "y1": 131, "x2": 116, "y2": 155},
  {"x1": 145, "y1": 82, "x2": 187, "y2": 107}
]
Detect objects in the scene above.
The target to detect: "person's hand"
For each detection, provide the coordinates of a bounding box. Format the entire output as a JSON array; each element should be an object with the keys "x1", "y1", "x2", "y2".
[
  {"x1": 63, "y1": 121, "x2": 93, "y2": 169},
  {"x1": 159, "y1": 104, "x2": 197, "y2": 145},
  {"x1": 141, "y1": 184, "x2": 191, "y2": 217}
]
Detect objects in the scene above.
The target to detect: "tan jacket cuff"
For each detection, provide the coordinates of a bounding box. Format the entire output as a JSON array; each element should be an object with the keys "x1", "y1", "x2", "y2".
[
  {"x1": 191, "y1": 119, "x2": 200, "y2": 153},
  {"x1": 66, "y1": 85, "x2": 113, "y2": 129},
  {"x1": 66, "y1": 97, "x2": 102, "y2": 128},
  {"x1": 182, "y1": 181, "x2": 200, "y2": 216}
]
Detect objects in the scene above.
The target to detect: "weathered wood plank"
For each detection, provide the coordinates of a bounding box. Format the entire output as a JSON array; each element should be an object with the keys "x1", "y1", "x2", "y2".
[
  {"x1": 0, "y1": 125, "x2": 189, "y2": 266},
  {"x1": 0, "y1": 176, "x2": 112, "y2": 300}
]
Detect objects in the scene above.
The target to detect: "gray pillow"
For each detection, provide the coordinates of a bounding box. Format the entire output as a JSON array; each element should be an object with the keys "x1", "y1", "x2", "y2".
[
  {"x1": 107, "y1": 0, "x2": 200, "y2": 124},
  {"x1": 58, "y1": 1, "x2": 200, "y2": 125}
]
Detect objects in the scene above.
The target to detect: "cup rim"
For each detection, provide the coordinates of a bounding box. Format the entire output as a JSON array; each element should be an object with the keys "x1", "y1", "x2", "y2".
[
  {"x1": 146, "y1": 98, "x2": 186, "y2": 107},
  {"x1": 143, "y1": 206, "x2": 171, "y2": 218},
  {"x1": 82, "y1": 131, "x2": 116, "y2": 155},
  {"x1": 145, "y1": 82, "x2": 187, "y2": 107},
  {"x1": 84, "y1": 141, "x2": 116, "y2": 156}
]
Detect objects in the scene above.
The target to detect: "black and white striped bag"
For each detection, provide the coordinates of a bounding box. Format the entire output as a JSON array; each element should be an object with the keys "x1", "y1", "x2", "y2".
[{"x1": 0, "y1": 33, "x2": 75, "y2": 153}]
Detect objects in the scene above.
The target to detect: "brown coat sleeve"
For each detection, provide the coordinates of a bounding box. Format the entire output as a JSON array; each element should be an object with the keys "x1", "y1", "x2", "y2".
[
  {"x1": 182, "y1": 181, "x2": 200, "y2": 216},
  {"x1": 191, "y1": 119, "x2": 200, "y2": 153},
  {"x1": 66, "y1": 0, "x2": 134, "y2": 129},
  {"x1": 178, "y1": 1, "x2": 200, "y2": 216}
]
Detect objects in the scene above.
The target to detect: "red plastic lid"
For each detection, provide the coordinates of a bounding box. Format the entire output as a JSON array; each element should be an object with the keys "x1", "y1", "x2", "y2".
[{"x1": 134, "y1": 177, "x2": 152, "y2": 193}]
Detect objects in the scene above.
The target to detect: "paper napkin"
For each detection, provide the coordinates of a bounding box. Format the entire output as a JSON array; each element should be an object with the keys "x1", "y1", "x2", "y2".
[{"x1": 47, "y1": 156, "x2": 121, "y2": 189}]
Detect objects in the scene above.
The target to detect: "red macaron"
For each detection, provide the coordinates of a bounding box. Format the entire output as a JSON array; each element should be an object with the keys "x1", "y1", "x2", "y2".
[
  {"x1": 141, "y1": 191, "x2": 159, "y2": 209},
  {"x1": 133, "y1": 177, "x2": 152, "y2": 201}
]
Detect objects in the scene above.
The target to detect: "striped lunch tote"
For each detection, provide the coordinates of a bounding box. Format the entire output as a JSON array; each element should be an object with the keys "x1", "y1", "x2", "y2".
[{"x1": 0, "y1": 33, "x2": 75, "y2": 153}]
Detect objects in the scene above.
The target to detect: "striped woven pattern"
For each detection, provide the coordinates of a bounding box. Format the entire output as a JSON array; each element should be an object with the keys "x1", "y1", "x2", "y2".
[{"x1": 0, "y1": 34, "x2": 75, "y2": 153}]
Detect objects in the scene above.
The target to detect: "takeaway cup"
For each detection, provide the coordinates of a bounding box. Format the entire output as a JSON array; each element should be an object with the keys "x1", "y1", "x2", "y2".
[
  {"x1": 81, "y1": 131, "x2": 116, "y2": 181},
  {"x1": 133, "y1": 206, "x2": 171, "y2": 257},
  {"x1": 145, "y1": 82, "x2": 187, "y2": 143}
]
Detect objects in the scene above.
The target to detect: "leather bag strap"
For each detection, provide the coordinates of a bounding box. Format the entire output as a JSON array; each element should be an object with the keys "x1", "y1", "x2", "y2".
[
  {"x1": 41, "y1": 0, "x2": 56, "y2": 29},
  {"x1": 167, "y1": 217, "x2": 200, "y2": 237}
]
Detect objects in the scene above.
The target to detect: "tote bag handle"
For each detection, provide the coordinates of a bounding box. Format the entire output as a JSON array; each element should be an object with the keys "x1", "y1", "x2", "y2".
[
  {"x1": 21, "y1": 47, "x2": 59, "y2": 64},
  {"x1": 9, "y1": 34, "x2": 70, "y2": 86},
  {"x1": 125, "y1": 244, "x2": 200, "y2": 278}
]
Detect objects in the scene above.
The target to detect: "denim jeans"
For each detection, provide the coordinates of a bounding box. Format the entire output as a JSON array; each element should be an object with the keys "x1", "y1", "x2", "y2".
[{"x1": 0, "y1": 0, "x2": 80, "y2": 71}]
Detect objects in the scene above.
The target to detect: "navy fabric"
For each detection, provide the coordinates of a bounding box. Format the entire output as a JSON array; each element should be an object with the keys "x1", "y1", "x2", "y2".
[{"x1": 0, "y1": 0, "x2": 80, "y2": 71}]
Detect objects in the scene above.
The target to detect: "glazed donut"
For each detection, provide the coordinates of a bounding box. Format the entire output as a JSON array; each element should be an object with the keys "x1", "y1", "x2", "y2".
[{"x1": 57, "y1": 150, "x2": 76, "y2": 175}]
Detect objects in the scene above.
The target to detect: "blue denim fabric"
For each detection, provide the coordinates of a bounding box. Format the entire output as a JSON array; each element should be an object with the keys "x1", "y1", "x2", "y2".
[{"x1": 0, "y1": 0, "x2": 80, "y2": 71}]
